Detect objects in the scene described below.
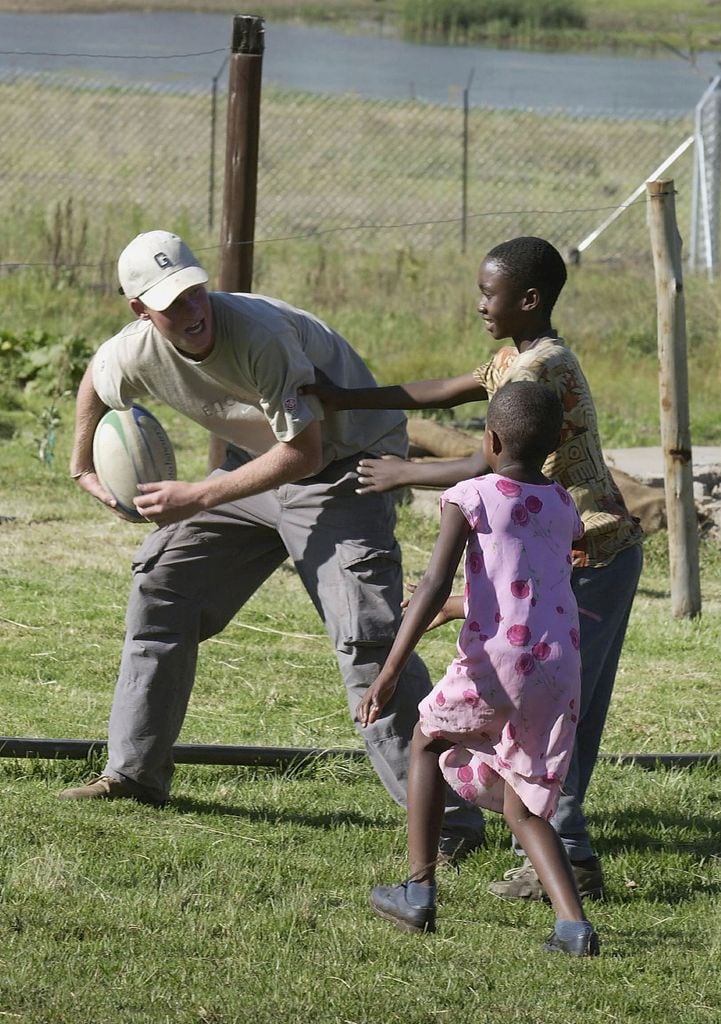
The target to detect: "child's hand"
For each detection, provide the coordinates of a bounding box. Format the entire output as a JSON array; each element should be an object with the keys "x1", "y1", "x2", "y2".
[
  {"x1": 355, "y1": 455, "x2": 411, "y2": 493},
  {"x1": 357, "y1": 675, "x2": 399, "y2": 727},
  {"x1": 402, "y1": 584, "x2": 464, "y2": 631}
]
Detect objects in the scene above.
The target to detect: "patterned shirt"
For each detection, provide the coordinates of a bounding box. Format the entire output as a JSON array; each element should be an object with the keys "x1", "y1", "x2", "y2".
[{"x1": 473, "y1": 334, "x2": 643, "y2": 568}]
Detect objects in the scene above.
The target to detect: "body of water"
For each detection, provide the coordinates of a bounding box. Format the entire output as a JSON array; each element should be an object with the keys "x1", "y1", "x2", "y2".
[{"x1": 0, "y1": 12, "x2": 719, "y2": 115}]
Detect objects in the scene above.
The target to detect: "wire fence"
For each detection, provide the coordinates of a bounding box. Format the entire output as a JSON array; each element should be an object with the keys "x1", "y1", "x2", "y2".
[{"x1": 0, "y1": 59, "x2": 699, "y2": 288}]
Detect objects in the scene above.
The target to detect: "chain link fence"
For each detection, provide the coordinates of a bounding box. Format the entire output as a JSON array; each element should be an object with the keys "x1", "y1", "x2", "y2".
[{"x1": 0, "y1": 63, "x2": 700, "y2": 287}]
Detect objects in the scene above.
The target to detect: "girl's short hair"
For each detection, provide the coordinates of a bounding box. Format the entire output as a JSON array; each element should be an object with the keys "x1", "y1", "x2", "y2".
[{"x1": 486, "y1": 380, "x2": 563, "y2": 463}]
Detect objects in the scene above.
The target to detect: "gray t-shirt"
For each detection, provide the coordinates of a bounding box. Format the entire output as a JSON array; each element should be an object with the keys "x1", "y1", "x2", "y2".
[{"x1": 93, "y1": 292, "x2": 408, "y2": 467}]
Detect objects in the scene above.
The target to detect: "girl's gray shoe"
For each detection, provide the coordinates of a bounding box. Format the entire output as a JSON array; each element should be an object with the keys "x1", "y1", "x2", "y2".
[
  {"x1": 543, "y1": 925, "x2": 600, "y2": 956},
  {"x1": 369, "y1": 882, "x2": 437, "y2": 934}
]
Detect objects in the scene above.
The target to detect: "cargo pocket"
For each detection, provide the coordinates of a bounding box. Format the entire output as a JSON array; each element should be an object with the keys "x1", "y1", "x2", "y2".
[
  {"x1": 131, "y1": 522, "x2": 181, "y2": 576},
  {"x1": 334, "y1": 538, "x2": 403, "y2": 649}
]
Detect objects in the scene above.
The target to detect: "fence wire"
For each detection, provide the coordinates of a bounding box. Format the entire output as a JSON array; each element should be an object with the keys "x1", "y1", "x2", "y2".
[{"x1": 0, "y1": 64, "x2": 696, "y2": 288}]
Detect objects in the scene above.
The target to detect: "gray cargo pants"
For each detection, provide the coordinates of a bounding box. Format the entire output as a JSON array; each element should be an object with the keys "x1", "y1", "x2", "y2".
[{"x1": 103, "y1": 449, "x2": 485, "y2": 841}]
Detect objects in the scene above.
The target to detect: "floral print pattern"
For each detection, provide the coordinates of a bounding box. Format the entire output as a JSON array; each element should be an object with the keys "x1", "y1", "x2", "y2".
[{"x1": 418, "y1": 474, "x2": 584, "y2": 820}]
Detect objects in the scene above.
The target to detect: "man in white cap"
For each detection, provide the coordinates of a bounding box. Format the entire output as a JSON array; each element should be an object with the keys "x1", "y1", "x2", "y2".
[{"x1": 60, "y1": 230, "x2": 485, "y2": 860}]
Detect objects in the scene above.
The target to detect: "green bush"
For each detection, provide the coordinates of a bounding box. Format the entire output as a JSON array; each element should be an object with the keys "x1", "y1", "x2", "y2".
[
  {"x1": 402, "y1": 0, "x2": 586, "y2": 40},
  {"x1": 0, "y1": 329, "x2": 93, "y2": 397}
]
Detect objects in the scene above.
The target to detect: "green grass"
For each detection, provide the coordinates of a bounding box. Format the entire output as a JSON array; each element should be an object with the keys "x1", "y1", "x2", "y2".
[
  {"x1": 1, "y1": 15, "x2": 720, "y2": 1012},
  {"x1": 398, "y1": 0, "x2": 721, "y2": 51},
  {"x1": 3, "y1": 76, "x2": 693, "y2": 276},
  {"x1": 0, "y1": 759, "x2": 719, "y2": 1023},
  {"x1": 0, "y1": 36, "x2": 706, "y2": 461},
  {"x1": 1, "y1": 386, "x2": 721, "y2": 1021}
]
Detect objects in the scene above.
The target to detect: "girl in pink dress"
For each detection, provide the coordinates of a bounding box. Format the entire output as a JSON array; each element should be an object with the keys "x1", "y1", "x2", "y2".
[{"x1": 358, "y1": 380, "x2": 599, "y2": 956}]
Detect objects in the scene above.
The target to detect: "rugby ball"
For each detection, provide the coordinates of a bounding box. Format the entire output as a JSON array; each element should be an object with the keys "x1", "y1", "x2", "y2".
[{"x1": 92, "y1": 405, "x2": 176, "y2": 523}]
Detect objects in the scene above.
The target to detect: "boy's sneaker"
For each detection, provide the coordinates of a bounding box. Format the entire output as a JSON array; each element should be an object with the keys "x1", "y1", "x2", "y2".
[
  {"x1": 543, "y1": 926, "x2": 600, "y2": 957},
  {"x1": 58, "y1": 775, "x2": 165, "y2": 808},
  {"x1": 487, "y1": 856, "x2": 604, "y2": 901},
  {"x1": 369, "y1": 882, "x2": 437, "y2": 934}
]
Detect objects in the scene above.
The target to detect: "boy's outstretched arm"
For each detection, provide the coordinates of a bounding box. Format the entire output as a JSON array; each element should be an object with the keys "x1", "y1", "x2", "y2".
[
  {"x1": 402, "y1": 586, "x2": 465, "y2": 630},
  {"x1": 302, "y1": 371, "x2": 486, "y2": 411},
  {"x1": 357, "y1": 503, "x2": 470, "y2": 727},
  {"x1": 355, "y1": 449, "x2": 490, "y2": 493}
]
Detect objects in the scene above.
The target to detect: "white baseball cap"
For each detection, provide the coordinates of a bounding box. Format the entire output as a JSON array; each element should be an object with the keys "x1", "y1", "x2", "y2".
[{"x1": 117, "y1": 230, "x2": 209, "y2": 311}]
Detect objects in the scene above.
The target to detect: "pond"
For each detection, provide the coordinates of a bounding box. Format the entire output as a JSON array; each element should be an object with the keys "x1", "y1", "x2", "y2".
[{"x1": 0, "y1": 12, "x2": 719, "y2": 115}]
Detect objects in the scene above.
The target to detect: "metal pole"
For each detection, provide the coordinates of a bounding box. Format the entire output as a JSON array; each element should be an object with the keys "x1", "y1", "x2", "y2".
[
  {"x1": 208, "y1": 55, "x2": 229, "y2": 233},
  {"x1": 689, "y1": 75, "x2": 721, "y2": 275},
  {"x1": 218, "y1": 14, "x2": 264, "y2": 293},
  {"x1": 573, "y1": 135, "x2": 694, "y2": 260},
  {"x1": 461, "y1": 69, "x2": 474, "y2": 254},
  {"x1": 646, "y1": 178, "x2": 701, "y2": 618}
]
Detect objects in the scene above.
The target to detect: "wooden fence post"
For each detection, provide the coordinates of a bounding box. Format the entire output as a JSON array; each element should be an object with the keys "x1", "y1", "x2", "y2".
[
  {"x1": 218, "y1": 14, "x2": 264, "y2": 293},
  {"x1": 646, "y1": 178, "x2": 702, "y2": 618}
]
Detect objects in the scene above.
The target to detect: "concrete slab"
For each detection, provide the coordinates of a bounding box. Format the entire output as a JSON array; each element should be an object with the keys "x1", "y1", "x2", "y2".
[
  {"x1": 604, "y1": 446, "x2": 721, "y2": 490},
  {"x1": 408, "y1": 445, "x2": 721, "y2": 526}
]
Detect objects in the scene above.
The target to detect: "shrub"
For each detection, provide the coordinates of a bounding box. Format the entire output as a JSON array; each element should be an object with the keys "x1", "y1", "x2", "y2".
[
  {"x1": 0, "y1": 329, "x2": 93, "y2": 397},
  {"x1": 401, "y1": 0, "x2": 586, "y2": 41}
]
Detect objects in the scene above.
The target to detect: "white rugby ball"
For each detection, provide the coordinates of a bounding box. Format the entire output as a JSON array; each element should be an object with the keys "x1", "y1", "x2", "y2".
[{"x1": 92, "y1": 404, "x2": 177, "y2": 523}]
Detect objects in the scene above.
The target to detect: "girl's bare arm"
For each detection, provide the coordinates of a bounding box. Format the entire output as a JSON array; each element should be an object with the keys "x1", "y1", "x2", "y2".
[{"x1": 357, "y1": 503, "x2": 470, "y2": 726}]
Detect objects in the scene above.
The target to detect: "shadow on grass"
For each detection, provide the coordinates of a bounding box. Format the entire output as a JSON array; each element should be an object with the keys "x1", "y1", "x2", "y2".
[
  {"x1": 592, "y1": 806, "x2": 721, "y2": 859},
  {"x1": 588, "y1": 805, "x2": 721, "y2": 904},
  {"x1": 636, "y1": 585, "x2": 669, "y2": 599},
  {"x1": 169, "y1": 793, "x2": 394, "y2": 832}
]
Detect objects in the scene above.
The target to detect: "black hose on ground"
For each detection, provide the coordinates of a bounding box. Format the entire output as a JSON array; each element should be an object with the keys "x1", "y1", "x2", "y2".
[{"x1": 0, "y1": 737, "x2": 718, "y2": 770}]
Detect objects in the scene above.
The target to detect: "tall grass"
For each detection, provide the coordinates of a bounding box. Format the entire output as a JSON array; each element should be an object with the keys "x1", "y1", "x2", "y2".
[
  {"x1": 398, "y1": 0, "x2": 721, "y2": 50},
  {"x1": 3, "y1": 235, "x2": 721, "y2": 451},
  {"x1": 401, "y1": 0, "x2": 586, "y2": 44}
]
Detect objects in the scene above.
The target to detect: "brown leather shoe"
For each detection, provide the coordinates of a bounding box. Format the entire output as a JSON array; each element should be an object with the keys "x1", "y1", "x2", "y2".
[{"x1": 58, "y1": 775, "x2": 165, "y2": 807}]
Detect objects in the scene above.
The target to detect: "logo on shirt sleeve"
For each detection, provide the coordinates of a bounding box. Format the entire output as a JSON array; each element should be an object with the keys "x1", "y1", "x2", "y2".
[{"x1": 283, "y1": 395, "x2": 298, "y2": 413}]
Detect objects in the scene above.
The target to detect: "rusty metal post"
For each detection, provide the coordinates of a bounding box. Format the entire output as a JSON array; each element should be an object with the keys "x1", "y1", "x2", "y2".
[
  {"x1": 646, "y1": 178, "x2": 702, "y2": 618},
  {"x1": 218, "y1": 14, "x2": 264, "y2": 293}
]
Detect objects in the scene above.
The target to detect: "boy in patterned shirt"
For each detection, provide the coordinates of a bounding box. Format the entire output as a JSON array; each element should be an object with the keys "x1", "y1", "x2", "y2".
[{"x1": 303, "y1": 236, "x2": 644, "y2": 900}]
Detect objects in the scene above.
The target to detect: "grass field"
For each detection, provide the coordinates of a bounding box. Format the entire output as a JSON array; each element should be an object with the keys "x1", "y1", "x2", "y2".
[
  {"x1": 1, "y1": 396, "x2": 721, "y2": 1022},
  {"x1": 1, "y1": 6, "x2": 720, "y2": 1015},
  {"x1": 1, "y1": 11, "x2": 707, "y2": 461},
  {"x1": 2, "y1": 196, "x2": 721, "y2": 1023}
]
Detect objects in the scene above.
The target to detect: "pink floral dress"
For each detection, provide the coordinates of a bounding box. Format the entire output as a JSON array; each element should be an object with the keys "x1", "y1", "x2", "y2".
[{"x1": 418, "y1": 474, "x2": 584, "y2": 820}]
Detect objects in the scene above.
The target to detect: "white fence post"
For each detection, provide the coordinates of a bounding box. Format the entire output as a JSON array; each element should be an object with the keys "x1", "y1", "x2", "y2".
[{"x1": 689, "y1": 75, "x2": 721, "y2": 275}]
